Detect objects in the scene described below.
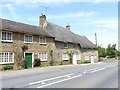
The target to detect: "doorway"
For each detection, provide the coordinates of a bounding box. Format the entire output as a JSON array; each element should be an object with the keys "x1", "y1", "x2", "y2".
[{"x1": 25, "y1": 53, "x2": 32, "y2": 68}]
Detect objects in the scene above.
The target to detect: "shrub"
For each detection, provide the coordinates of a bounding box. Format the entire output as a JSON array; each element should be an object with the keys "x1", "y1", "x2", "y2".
[
  {"x1": 34, "y1": 59, "x2": 41, "y2": 67},
  {"x1": 78, "y1": 61, "x2": 84, "y2": 64},
  {"x1": 40, "y1": 64, "x2": 50, "y2": 67},
  {"x1": 1, "y1": 65, "x2": 13, "y2": 71},
  {"x1": 84, "y1": 60, "x2": 90, "y2": 63},
  {"x1": 21, "y1": 45, "x2": 28, "y2": 52},
  {"x1": 21, "y1": 60, "x2": 28, "y2": 69}
]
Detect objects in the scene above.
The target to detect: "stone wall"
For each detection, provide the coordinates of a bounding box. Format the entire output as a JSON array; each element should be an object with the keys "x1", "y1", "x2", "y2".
[
  {"x1": 81, "y1": 49, "x2": 98, "y2": 63},
  {"x1": 54, "y1": 41, "x2": 81, "y2": 65},
  {"x1": 0, "y1": 31, "x2": 99, "y2": 70},
  {"x1": 0, "y1": 32, "x2": 56, "y2": 69}
]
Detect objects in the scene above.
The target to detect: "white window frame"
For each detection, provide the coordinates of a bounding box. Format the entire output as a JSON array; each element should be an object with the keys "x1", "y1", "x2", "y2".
[
  {"x1": 24, "y1": 34, "x2": 33, "y2": 43},
  {"x1": 94, "y1": 55, "x2": 97, "y2": 59},
  {"x1": 0, "y1": 52, "x2": 14, "y2": 64},
  {"x1": 1, "y1": 31, "x2": 13, "y2": 42},
  {"x1": 64, "y1": 43, "x2": 68, "y2": 48},
  {"x1": 38, "y1": 52, "x2": 47, "y2": 61},
  {"x1": 62, "y1": 51, "x2": 69, "y2": 60},
  {"x1": 76, "y1": 52, "x2": 81, "y2": 60},
  {"x1": 39, "y1": 36, "x2": 47, "y2": 44}
]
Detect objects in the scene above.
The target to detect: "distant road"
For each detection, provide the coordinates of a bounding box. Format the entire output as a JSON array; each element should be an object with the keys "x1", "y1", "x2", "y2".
[{"x1": 1, "y1": 61, "x2": 118, "y2": 88}]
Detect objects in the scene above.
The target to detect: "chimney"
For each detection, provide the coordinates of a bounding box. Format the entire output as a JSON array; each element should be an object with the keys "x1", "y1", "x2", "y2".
[
  {"x1": 66, "y1": 24, "x2": 70, "y2": 31},
  {"x1": 39, "y1": 14, "x2": 47, "y2": 27}
]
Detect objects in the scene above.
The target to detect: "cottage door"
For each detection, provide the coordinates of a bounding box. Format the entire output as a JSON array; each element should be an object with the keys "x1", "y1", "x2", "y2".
[
  {"x1": 25, "y1": 53, "x2": 32, "y2": 68},
  {"x1": 73, "y1": 54, "x2": 77, "y2": 65},
  {"x1": 91, "y1": 55, "x2": 94, "y2": 64}
]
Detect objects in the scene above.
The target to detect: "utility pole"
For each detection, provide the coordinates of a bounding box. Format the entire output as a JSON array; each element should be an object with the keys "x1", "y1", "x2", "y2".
[{"x1": 95, "y1": 33, "x2": 97, "y2": 46}]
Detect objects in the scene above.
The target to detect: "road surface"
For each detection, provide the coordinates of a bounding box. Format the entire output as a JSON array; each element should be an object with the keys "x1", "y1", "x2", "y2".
[{"x1": 1, "y1": 61, "x2": 119, "y2": 88}]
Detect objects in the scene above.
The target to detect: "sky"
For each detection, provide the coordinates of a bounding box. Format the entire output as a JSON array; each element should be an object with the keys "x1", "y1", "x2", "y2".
[{"x1": 0, "y1": 0, "x2": 119, "y2": 49}]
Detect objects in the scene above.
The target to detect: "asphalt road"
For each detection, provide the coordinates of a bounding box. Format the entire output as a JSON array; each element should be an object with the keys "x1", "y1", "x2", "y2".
[{"x1": 1, "y1": 61, "x2": 119, "y2": 88}]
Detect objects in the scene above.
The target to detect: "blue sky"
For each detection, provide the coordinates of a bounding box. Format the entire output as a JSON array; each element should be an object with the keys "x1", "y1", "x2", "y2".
[{"x1": 0, "y1": 0, "x2": 118, "y2": 49}]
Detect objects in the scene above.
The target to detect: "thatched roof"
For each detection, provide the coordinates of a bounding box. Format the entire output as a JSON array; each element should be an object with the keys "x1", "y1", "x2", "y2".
[
  {"x1": 0, "y1": 18, "x2": 97, "y2": 49},
  {"x1": 46, "y1": 22, "x2": 97, "y2": 49},
  {"x1": 0, "y1": 18, "x2": 53, "y2": 37}
]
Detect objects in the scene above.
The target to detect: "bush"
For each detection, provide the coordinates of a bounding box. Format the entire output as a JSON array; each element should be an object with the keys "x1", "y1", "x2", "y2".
[
  {"x1": 34, "y1": 59, "x2": 41, "y2": 67},
  {"x1": 84, "y1": 60, "x2": 91, "y2": 63},
  {"x1": 40, "y1": 64, "x2": 50, "y2": 67},
  {"x1": 21, "y1": 60, "x2": 28, "y2": 69},
  {"x1": 1, "y1": 65, "x2": 13, "y2": 71}
]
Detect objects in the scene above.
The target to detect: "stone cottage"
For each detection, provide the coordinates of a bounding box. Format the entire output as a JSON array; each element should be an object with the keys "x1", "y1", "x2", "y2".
[
  {"x1": 39, "y1": 15, "x2": 98, "y2": 65},
  {"x1": 0, "y1": 15, "x2": 98, "y2": 69},
  {"x1": 0, "y1": 18, "x2": 55, "y2": 69}
]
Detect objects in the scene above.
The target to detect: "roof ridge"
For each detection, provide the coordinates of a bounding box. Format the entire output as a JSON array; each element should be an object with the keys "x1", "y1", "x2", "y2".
[{"x1": 0, "y1": 18, "x2": 39, "y2": 28}]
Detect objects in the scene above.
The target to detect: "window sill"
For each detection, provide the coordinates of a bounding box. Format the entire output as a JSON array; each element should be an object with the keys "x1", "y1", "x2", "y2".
[
  {"x1": 1, "y1": 40, "x2": 13, "y2": 43},
  {"x1": 41, "y1": 60, "x2": 47, "y2": 61},
  {"x1": 0, "y1": 62, "x2": 14, "y2": 64},
  {"x1": 64, "y1": 47, "x2": 68, "y2": 49},
  {"x1": 24, "y1": 42, "x2": 33, "y2": 44},
  {"x1": 39, "y1": 43, "x2": 47, "y2": 45},
  {"x1": 63, "y1": 59, "x2": 69, "y2": 61}
]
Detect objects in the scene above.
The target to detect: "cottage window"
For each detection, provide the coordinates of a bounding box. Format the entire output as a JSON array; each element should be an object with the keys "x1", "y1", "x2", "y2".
[
  {"x1": 73, "y1": 44, "x2": 76, "y2": 48},
  {"x1": 64, "y1": 43, "x2": 68, "y2": 48},
  {"x1": 62, "y1": 52, "x2": 69, "y2": 60},
  {"x1": 39, "y1": 52, "x2": 47, "y2": 61},
  {"x1": 85, "y1": 56, "x2": 89, "y2": 61},
  {"x1": 73, "y1": 43, "x2": 77, "y2": 48},
  {"x1": 24, "y1": 35, "x2": 33, "y2": 43},
  {"x1": 39, "y1": 37, "x2": 47, "y2": 44},
  {"x1": 76, "y1": 52, "x2": 81, "y2": 60},
  {"x1": 1, "y1": 31, "x2": 12, "y2": 42},
  {"x1": 0, "y1": 52, "x2": 14, "y2": 64}
]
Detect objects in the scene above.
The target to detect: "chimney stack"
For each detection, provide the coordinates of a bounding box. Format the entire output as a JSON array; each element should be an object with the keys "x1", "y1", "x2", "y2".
[
  {"x1": 39, "y1": 14, "x2": 47, "y2": 27},
  {"x1": 66, "y1": 24, "x2": 70, "y2": 31}
]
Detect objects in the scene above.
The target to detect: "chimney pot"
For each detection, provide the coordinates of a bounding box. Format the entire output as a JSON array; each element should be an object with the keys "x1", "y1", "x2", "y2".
[
  {"x1": 66, "y1": 24, "x2": 70, "y2": 31},
  {"x1": 39, "y1": 14, "x2": 47, "y2": 27}
]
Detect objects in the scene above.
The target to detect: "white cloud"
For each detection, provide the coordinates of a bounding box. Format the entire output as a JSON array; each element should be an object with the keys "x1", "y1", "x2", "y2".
[
  {"x1": 94, "y1": 18, "x2": 118, "y2": 30},
  {"x1": 28, "y1": 17, "x2": 38, "y2": 21},
  {"x1": 1, "y1": 0, "x2": 119, "y2": 2},
  {"x1": 73, "y1": 17, "x2": 118, "y2": 49},
  {"x1": 14, "y1": 2, "x2": 40, "y2": 9},
  {"x1": 87, "y1": 18, "x2": 118, "y2": 49},
  {"x1": 4, "y1": 3, "x2": 19, "y2": 19},
  {"x1": 5, "y1": 3, "x2": 14, "y2": 11},
  {"x1": 48, "y1": 12, "x2": 96, "y2": 19},
  {"x1": 88, "y1": 32, "x2": 118, "y2": 49},
  {"x1": 94, "y1": 29, "x2": 107, "y2": 34}
]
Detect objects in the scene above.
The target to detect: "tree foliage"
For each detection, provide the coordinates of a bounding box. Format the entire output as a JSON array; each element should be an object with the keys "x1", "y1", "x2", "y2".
[
  {"x1": 98, "y1": 45, "x2": 106, "y2": 58},
  {"x1": 98, "y1": 44, "x2": 119, "y2": 58},
  {"x1": 106, "y1": 44, "x2": 116, "y2": 58}
]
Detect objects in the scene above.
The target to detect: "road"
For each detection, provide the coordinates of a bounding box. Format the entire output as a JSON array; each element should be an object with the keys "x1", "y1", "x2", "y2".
[{"x1": 1, "y1": 61, "x2": 119, "y2": 88}]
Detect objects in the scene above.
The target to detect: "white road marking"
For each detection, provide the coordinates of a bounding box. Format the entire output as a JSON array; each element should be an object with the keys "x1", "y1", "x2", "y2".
[
  {"x1": 41, "y1": 81, "x2": 46, "y2": 85},
  {"x1": 91, "y1": 67, "x2": 106, "y2": 73},
  {"x1": 108, "y1": 64, "x2": 118, "y2": 68},
  {"x1": 29, "y1": 73, "x2": 74, "y2": 85},
  {"x1": 104, "y1": 65, "x2": 110, "y2": 68},
  {"x1": 83, "y1": 68, "x2": 99, "y2": 74},
  {"x1": 37, "y1": 74, "x2": 82, "y2": 88}
]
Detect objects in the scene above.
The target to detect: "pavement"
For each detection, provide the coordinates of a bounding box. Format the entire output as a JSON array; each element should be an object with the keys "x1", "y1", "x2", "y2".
[{"x1": 0, "y1": 61, "x2": 119, "y2": 88}]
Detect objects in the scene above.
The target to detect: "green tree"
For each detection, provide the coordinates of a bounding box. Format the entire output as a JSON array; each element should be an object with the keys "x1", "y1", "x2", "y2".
[
  {"x1": 117, "y1": 51, "x2": 120, "y2": 57},
  {"x1": 98, "y1": 45, "x2": 106, "y2": 58},
  {"x1": 106, "y1": 44, "x2": 116, "y2": 58}
]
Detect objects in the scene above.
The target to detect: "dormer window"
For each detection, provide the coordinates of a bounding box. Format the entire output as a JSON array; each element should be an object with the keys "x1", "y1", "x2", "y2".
[
  {"x1": 39, "y1": 36, "x2": 47, "y2": 44},
  {"x1": 1, "y1": 31, "x2": 13, "y2": 42},
  {"x1": 64, "y1": 43, "x2": 68, "y2": 48}
]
